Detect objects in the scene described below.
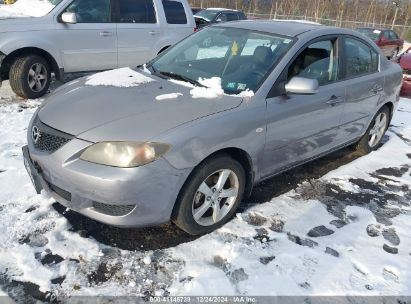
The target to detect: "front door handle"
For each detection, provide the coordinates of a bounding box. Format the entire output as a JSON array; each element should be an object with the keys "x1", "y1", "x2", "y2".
[
  {"x1": 326, "y1": 95, "x2": 344, "y2": 106},
  {"x1": 99, "y1": 31, "x2": 114, "y2": 37},
  {"x1": 149, "y1": 30, "x2": 160, "y2": 35}
]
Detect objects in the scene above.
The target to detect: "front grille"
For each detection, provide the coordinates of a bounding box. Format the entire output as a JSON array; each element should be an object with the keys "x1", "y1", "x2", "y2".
[
  {"x1": 35, "y1": 133, "x2": 71, "y2": 152},
  {"x1": 47, "y1": 182, "x2": 72, "y2": 201},
  {"x1": 92, "y1": 202, "x2": 135, "y2": 216},
  {"x1": 403, "y1": 69, "x2": 411, "y2": 76},
  {"x1": 31, "y1": 117, "x2": 73, "y2": 153}
]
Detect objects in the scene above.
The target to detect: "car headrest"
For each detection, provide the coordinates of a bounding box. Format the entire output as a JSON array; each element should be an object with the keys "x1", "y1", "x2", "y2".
[
  {"x1": 303, "y1": 48, "x2": 329, "y2": 68},
  {"x1": 253, "y1": 46, "x2": 273, "y2": 66}
]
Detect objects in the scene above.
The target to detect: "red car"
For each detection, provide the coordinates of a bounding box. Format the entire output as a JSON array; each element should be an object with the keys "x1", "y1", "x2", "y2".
[
  {"x1": 397, "y1": 47, "x2": 411, "y2": 96},
  {"x1": 357, "y1": 28, "x2": 404, "y2": 59}
]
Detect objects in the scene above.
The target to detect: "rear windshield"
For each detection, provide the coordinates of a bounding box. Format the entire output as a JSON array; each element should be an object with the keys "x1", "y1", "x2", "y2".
[
  {"x1": 357, "y1": 28, "x2": 381, "y2": 41},
  {"x1": 194, "y1": 9, "x2": 218, "y2": 21}
]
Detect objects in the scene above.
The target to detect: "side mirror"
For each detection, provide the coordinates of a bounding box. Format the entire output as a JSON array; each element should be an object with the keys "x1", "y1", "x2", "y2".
[
  {"x1": 215, "y1": 18, "x2": 222, "y2": 22},
  {"x1": 61, "y1": 12, "x2": 77, "y2": 24},
  {"x1": 285, "y1": 77, "x2": 319, "y2": 95}
]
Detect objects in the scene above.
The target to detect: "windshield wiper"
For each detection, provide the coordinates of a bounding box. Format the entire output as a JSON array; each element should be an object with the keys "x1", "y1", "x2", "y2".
[{"x1": 158, "y1": 71, "x2": 203, "y2": 87}]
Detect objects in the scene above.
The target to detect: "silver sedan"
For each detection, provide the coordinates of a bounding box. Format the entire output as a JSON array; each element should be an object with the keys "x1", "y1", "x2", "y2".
[{"x1": 23, "y1": 21, "x2": 402, "y2": 235}]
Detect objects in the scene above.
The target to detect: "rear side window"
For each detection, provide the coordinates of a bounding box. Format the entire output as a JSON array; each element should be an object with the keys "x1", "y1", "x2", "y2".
[
  {"x1": 163, "y1": 0, "x2": 187, "y2": 24},
  {"x1": 117, "y1": 0, "x2": 156, "y2": 23},
  {"x1": 344, "y1": 37, "x2": 378, "y2": 78},
  {"x1": 226, "y1": 12, "x2": 238, "y2": 21}
]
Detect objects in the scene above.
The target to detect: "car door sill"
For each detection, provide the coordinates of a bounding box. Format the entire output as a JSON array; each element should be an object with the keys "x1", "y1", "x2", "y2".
[{"x1": 256, "y1": 137, "x2": 361, "y2": 185}]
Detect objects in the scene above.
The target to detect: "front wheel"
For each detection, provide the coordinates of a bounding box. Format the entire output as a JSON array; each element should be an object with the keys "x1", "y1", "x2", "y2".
[
  {"x1": 355, "y1": 106, "x2": 390, "y2": 154},
  {"x1": 173, "y1": 155, "x2": 246, "y2": 235},
  {"x1": 9, "y1": 55, "x2": 51, "y2": 99}
]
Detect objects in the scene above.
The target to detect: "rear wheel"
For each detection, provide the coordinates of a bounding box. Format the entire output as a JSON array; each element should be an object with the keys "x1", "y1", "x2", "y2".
[
  {"x1": 9, "y1": 55, "x2": 51, "y2": 99},
  {"x1": 355, "y1": 106, "x2": 390, "y2": 154},
  {"x1": 173, "y1": 155, "x2": 246, "y2": 235}
]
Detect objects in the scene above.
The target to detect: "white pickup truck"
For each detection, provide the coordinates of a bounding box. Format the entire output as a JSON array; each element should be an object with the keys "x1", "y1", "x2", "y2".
[{"x1": 0, "y1": 0, "x2": 196, "y2": 99}]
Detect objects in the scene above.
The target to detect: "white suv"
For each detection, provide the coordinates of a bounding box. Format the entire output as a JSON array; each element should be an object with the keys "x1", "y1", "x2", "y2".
[{"x1": 0, "y1": 0, "x2": 196, "y2": 99}]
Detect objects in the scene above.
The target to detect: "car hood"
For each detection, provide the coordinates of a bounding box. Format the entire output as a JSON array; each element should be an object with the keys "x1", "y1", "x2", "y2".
[
  {"x1": 38, "y1": 74, "x2": 244, "y2": 143},
  {"x1": 0, "y1": 15, "x2": 50, "y2": 32}
]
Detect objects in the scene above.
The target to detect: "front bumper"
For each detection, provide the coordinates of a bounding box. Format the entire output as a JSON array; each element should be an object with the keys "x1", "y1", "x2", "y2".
[{"x1": 24, "y1": 137, "x2": 192, "y2": 228}]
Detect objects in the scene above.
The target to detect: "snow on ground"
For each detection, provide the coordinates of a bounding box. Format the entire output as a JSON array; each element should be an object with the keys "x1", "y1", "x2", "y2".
[
  {"x1": 0, "y1": 0, "x2": 55, "y2": 18},
  {"x1": 85, "y1": 67, "x2": 155, "y2": 87},
  {"x1": 0, "y1": 79, "x2": 410, "y2": 301}
]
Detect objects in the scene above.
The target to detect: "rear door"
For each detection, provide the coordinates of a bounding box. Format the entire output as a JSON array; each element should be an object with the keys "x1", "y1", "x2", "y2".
[
  {"x1": 338, "y1": 35, "x2": 384, "y2": 142},
  {"x1": 162, "y1": 0, "x2": 195, "y2": 47},
  {"x1": 55, "y1": 0, "x2": 117, "y2": 72},
  {"x1": 115, "y1": 0, "x2": 164, "y2": 67},
  {"x1": 263, "y1": 36, "x2": 346, "y2": 176}
]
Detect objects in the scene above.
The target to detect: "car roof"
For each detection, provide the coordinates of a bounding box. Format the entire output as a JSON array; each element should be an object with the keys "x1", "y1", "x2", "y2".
[
  {"x1": 357, "y1": 27, "x2": 388, "y2": 32},
  {"x1": 204, "y1": 8, "x2": 240, "y2": 12},
  {"x1": 215, "y1": 20, "x2": 326, "y2": 37}
]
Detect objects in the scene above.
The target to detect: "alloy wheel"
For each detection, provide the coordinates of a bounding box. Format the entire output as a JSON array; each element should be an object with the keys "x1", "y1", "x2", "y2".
[
  {"x1": 28, "y1": 63, "x2": 48, "y2": 92},
  {"x1": 192, "y1": 169, "x2": 239, "y2": 226},
  {"x1": 368, "y1": 112, "x2": 388, "y2": 148}
]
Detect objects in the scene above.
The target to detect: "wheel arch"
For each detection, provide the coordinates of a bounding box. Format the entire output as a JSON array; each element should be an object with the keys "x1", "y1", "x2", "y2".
[
  {"x1": 157, "y1": 45, "x2": 171, "y2": 55},
  {"x1": 0, "y1": 47, "x2": 62, "y2": 81},
  {"x1": 171, "y1": 147, "x2": 255, "y2": 222}
]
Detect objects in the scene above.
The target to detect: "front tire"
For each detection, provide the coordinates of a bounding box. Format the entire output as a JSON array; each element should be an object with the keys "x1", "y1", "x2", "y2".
[
  {"x1": 9, "y1": 55, "x2": 51, "y2": 99},
  {"x1": 173, "y1": 155, "x2": 246, "y2": 235},
  {"x1": 355, "y1": 106, "x2": 390, "y2": 154}
]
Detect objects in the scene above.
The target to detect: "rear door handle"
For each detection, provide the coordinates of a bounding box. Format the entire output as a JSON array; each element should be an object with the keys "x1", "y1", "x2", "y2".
[
  {"x1": 326, "y1": 95, "x2": 344, "y2": 106},
  {"x1": 149, "y1": 30, "x2": 160, "y2": 35},
  {"x1": 99, "y1": 31, "x2": 114, "y2": 37}
]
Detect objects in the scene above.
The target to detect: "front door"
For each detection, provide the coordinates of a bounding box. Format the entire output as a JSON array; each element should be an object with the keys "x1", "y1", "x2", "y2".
[
  {"x1": 55, "y1": 0, "x2": 117, "y2": 73},
  {"x1": 263, "y1": 37, "x2": 346, "y2": 177}
]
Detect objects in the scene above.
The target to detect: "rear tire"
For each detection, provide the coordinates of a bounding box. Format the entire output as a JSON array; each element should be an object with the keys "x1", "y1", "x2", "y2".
[
  {"x1": 173, "y1": 154, "x2": 246, "y2": 235},
  {"x1": 9, "y1": 55, "x2": 51, "y2": 99},
  {"x1": 355, "y1": 106, "x2": 390, "y2": 154}
]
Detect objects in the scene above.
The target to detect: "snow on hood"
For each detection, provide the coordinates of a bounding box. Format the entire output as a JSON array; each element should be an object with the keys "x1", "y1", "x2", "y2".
[
  {"x1": 190, "y1": 77, "x2": 224, "y2": 99},
  {"x1": 85, "y1": 68, "x2": 155, "y2": 88},
  {"x1": 190, "y1": 77, "x2": 254, "y2": 99},
  {"x1": 155, "y1": 93, "x2": 183, "y2": 101},
  {"x1": 37, "y1": 74, "x2": 243, "y2": 141},
  {"x1": 0, "y1": 0, "x2": 55, "y2": 18}
]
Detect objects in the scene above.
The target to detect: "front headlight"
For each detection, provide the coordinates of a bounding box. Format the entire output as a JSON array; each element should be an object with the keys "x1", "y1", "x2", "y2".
[{"x1": 80, "y1": 142, "x2": 171, "y2": 168}]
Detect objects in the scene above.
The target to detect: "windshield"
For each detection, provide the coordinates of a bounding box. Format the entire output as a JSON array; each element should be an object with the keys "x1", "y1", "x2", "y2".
[
  {"x1": 151, "y1": 27, "x2": 294, "y2": 95},
  {"x1": 0, "y1": 0, "x2": 62, "y2": 18},
  {"x1": 357, "y1": 28, "x2": 381, "y2": 41},
  {"x1": 194, "y1": 10, "x2": 219, "y2": 21}
]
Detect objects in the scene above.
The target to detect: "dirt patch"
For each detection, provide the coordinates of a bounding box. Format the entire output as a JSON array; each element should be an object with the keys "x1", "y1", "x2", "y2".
[{"x1": 375, "y1": 165, "x2": 410, "y2": 177}]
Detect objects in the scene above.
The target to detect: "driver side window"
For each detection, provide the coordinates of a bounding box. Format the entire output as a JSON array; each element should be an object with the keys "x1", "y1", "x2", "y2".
[
  {"x1": 64, "y1": 0, "x2": 111, "y2": 23},
  {"x1": 288, "y1": 39, "x2": 339, "y2": 86}
]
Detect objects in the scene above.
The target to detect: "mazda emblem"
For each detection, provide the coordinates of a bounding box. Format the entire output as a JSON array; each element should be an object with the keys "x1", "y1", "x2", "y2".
[{"x1": 32, "y1": 126, "x2": 41, "y2": 144}]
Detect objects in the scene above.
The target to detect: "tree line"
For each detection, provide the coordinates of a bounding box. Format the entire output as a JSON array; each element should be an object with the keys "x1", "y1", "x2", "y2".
[{"x1": 189, "y1": 0, "x2": 411, "y2": 39}]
